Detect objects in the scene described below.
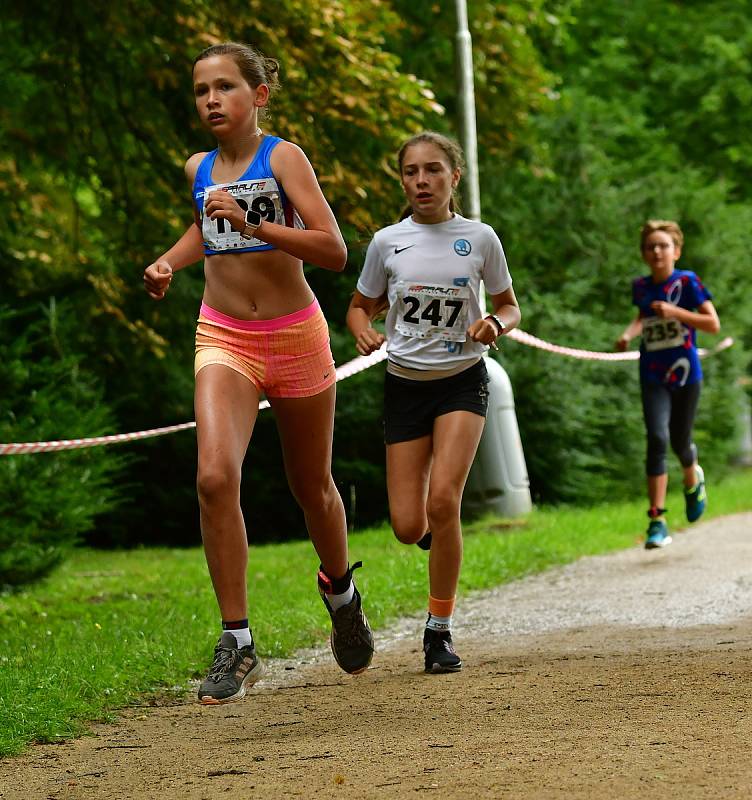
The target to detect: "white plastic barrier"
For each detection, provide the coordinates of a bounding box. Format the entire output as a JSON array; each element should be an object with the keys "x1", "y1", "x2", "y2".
[{"x1": 463, "y1": 357, "x2": 532, "y2": 518}]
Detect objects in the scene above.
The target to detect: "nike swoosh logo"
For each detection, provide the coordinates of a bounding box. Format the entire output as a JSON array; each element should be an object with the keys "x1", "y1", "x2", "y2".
[{"x1": 394, "y1": 244, "x2": 416, "y2": 254}]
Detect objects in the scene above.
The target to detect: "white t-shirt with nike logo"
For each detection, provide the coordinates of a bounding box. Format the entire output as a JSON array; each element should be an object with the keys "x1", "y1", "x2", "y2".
[{"x1": 356, "y1": 214, "x2": 512, "y2": 370}]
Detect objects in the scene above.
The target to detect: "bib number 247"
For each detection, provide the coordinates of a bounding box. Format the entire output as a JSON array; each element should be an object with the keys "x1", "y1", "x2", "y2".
[{"x1": 396, "y1": 283, "x2": 469, "y2": 342}]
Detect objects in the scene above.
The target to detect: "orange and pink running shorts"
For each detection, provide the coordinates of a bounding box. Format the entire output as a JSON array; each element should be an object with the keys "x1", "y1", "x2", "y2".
[{"x1": 194, "y1": 298, "x2": 336, "y2": 399}]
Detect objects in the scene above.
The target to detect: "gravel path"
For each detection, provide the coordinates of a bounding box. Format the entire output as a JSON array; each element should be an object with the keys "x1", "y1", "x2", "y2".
[{"x1": 1, "y1": 512, "x2": 750, "y2": 799}]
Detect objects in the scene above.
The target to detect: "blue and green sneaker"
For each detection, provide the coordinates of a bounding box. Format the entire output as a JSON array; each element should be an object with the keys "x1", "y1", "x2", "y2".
[
  {"x1": 645, "y1": 509, "x2": 672, "y2": 550},
  {"x1": 684, "y1": 465, "x2": 706, "y2": 523}
]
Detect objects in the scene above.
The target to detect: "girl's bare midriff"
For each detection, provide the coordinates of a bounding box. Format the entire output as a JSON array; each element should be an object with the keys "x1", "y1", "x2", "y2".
[{"x1": 202, "y1": 248, "x2": 315, "y2": 320}]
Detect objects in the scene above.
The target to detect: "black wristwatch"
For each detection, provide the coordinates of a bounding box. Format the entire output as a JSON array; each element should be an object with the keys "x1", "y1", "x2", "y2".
[
  {"x1": 240, "y1": 208, "x2": 262, "y2": 240},
  {"x1": 486, "y1": 314, "x2": 506, "y2": 336}
]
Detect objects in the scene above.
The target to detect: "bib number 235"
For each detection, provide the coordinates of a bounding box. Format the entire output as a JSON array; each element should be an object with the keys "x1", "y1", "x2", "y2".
[{"x1": 643, "y1": 317, "x2": 684, "y2": 351}]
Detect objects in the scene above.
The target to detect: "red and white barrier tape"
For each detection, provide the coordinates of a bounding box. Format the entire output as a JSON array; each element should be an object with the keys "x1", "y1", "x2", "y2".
[
  {"x1": 0, "y1": 332, "x2": 733, "y2": 455},
  {"x1": 0, "y1": 422, "x2": 200, "y2": 456},
  {"x1": 506, "y1": 330, "x2": 735, "y2": 362},
  {"x1": 0, "y1": 348, "x2": 390, "y2": 455}
]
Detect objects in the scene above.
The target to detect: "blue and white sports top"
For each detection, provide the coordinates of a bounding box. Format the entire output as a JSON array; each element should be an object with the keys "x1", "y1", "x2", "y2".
[{"x1": 192, "y1": 135, "x2": 303, "y2": 255}]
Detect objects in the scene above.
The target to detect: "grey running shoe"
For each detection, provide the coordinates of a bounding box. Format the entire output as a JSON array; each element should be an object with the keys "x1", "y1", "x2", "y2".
[
  {"x1": 198, "y1": 631, "x2": 263, "y2": 705},
  {"x1": 318, "y1": 561, "x2": 374, "y2": 674},
  {"x1": 423, "y1": 628, "x2": 462, "y2": 673}
]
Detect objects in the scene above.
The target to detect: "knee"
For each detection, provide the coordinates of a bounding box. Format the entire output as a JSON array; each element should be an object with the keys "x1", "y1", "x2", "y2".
[
  {"x1": 646, "y1": 429, "x2": 668, "y2": 469},
  {"x1": 426, "y1": 488, "x2": 461, "y2": 529},
  {"x1": 289, "y1": 473, "x2": 337, "y2": 514},
  {"x1": 196, "y1": 464, "x2": 240, "y2": 507},
  {"x1": 669, "y1": 433, "x2": 688, "y2": 457},
  {"x1": 671, "y1": 438, "x2": 697, "y2": 468},
  {"x1": 647, "y1": 429, "x2": 668, "y2": 454},
  {"x1": 391, "y1": 516, "x2": 426, "y2": 545}
]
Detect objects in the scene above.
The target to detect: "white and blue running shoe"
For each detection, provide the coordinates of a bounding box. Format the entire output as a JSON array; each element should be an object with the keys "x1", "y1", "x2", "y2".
[{"x1": 645, "y1": 518, "x2": 672, "y2": 550}]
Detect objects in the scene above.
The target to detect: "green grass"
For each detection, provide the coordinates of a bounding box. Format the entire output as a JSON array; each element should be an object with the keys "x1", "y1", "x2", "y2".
[{"x1": 1, "y1": 468, "x2": 751, "y2": 757}]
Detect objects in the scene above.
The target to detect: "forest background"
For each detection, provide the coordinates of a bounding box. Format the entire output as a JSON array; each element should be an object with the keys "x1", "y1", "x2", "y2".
[{"x1": 1, "y1": 0, "x2": 750, "y2": 586}]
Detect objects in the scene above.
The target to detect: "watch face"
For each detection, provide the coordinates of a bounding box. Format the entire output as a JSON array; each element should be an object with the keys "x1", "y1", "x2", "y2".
[{"x1": 245, "y1": 208, "x2": 262, "y2": 227}]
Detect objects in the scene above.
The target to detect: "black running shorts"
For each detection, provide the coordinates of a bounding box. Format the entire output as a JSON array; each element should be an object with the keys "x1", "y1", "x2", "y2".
[{"x1": 383, "y1": 358, "x2": 490, "y2": 445}]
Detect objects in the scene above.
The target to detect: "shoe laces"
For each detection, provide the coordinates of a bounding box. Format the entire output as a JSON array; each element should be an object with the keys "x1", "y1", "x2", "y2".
[
  {"x1": 332, "y1": 596, "x2": 368, "y2": 646},
  {"x1": 206, "y1": 644, "x2": 239, "y2": 682},
  {"x1": 426, "y1": 630, "x2": 455, "y2": 654}
]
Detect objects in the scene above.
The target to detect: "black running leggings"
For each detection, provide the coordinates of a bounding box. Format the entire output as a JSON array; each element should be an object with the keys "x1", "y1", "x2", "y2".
[{"x1": 641, "y1": 380, "x2": 701, "y2": 476}]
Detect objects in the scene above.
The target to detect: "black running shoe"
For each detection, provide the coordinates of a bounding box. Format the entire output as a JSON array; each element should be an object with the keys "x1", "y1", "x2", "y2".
[
  {"x1": 416, "y1": 531, "x2": 432, "y2": 551},
  {"x1": 423, "y1": 628, "x2": 462, "y2": 673},
  {"x1": 318, "y1": 561, "x2": 374, "y2": 674},
  {"x1": 197, "y1": 631, "x2": 263, "y2": 705}
]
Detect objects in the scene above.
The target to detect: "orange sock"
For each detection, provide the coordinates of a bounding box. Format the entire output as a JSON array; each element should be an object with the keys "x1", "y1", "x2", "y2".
[
  {"x1": 428, "y1": 596, "x2": 456, "y2": 618},
  {"x1": 427, "y1": 595, "x2": 455, "y2": 633}
]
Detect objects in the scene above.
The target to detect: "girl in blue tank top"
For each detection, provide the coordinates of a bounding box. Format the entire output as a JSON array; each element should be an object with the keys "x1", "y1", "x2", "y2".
[
  {"x1": 615, "y1": 220, "x2": 720, "y2": 550},
  {"x1": 142, "y1": 42, "x2": 373, "y2": 704}
]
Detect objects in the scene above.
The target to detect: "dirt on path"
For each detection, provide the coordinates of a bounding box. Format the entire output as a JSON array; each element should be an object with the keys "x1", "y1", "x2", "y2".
[{"x1": 2, "y1": 513, "x2": 751, "y2": 799}]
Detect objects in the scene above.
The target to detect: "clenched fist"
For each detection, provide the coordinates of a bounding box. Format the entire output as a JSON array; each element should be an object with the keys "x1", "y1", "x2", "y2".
[{"x1": 144, "y1": 259, "x2": 173, "y2": 300}]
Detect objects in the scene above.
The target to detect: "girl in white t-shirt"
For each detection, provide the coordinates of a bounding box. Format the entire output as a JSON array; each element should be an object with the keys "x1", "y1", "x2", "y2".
[{"x1": 347, "y1": 131, "x2": 521, "y2": 673}]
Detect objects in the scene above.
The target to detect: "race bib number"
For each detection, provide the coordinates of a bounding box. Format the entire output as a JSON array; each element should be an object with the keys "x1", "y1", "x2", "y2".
[
  {"x1": 395, "y1": 282, "x2": 470, "y2": 342},
  {"x1": 642, "y1": 316, "x2": 685, "y2": 351},
  {"x1": 201, "y1": 178, "x2": 283, "y2": 250}
]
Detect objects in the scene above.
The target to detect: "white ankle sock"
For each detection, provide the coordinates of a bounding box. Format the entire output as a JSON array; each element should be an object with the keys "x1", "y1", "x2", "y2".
[
  {"x1": 426, "y1": 613, "x2": 452, "y2": 632},
  {"x1": 327, "y1": 583, "x2": 355, "y2": 611},
  {"x1": 225, "y1": 627, "x2": 253, "y2": 648}
]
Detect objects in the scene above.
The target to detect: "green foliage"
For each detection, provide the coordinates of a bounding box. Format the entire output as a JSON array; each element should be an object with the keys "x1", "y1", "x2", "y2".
[
  {"x1": 0, "y1": 0, "x2": 458, "y2": 546},
  {"x1": 386, "y1": 0, "x2": 564, "y2": 160},
  {"x1": 0, "y1": 305, "x2": 126, "y2": 586},
  {"x1": 0, "y1": 0, "x2": 749, "y2": 547},
  {"x1": 1, "y1": 0, "x2": 558, "y2": 543},
  {"x1": 482, "y1": 2, "x2": 752, "y2": 503},
  {"x1": 554, "y1": 0, "x2": 752, "y2": 200}
]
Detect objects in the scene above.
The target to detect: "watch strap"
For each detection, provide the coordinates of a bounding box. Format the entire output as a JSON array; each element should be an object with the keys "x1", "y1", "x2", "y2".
[
  {"x1": 486, "y1": 314, "x2": 506, "y2": 335},
  {"x1": 240, "y1": 208, "x2": 262, "y2": 240}
]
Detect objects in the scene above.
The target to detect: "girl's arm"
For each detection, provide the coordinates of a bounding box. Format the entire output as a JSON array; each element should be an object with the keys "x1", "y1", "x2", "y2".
[
  {"x1": 615, "y1": 313, "x2": 643, "y2": 351},
  {"x1": 650, "y1": 300, "x2": 720, "y2": 334},
  {"x1": 144, "y1": 154, "x2": 206, "y2": 300},
  {"x1": 143, "y1": 217, "x2": 204, "y2": 300},
  {"x1": 467, "y1": 286, "x2": 521, "y2": 346},
  {"x1": 204, "y1": 141, "x2": 347, "y2": 271},
  {"x1": 489, "y1": 287, "x2": 521, "y2": 332},
  {"x1": 346, "y1": 291, "x2": 387, "y2": 356},
  {"x1": 156, "y1": 221, "x2": 204, "y2": 271}
]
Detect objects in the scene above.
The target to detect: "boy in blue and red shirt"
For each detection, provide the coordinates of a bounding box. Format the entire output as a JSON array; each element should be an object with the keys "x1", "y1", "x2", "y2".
[{"x1": 616, "y1": 220, "x2": 720, "y2": 549}]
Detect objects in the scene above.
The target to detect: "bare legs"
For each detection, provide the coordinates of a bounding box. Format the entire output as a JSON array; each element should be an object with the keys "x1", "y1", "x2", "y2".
[
  {"x1": 195, "y1": 365, "x2": 259, "y2": 621},
  {"x1": 647, "y1": 464, "x2": 699, "y2": 510},
  {"x1": 272, "y1": 385, "x2": 348, "y2": 579},
  {"x1": 682, "y1": 462, "x2": 699, "y2": 489},
  {"x1": 647, "y1": 473, "x2": 668, "y2": 511},
  {"x1": 195, "y1": 366, "x2": 347, "y2": 623},
  {"x1": 387, "y1": 411, "x2": 485, "y2": 600}
]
